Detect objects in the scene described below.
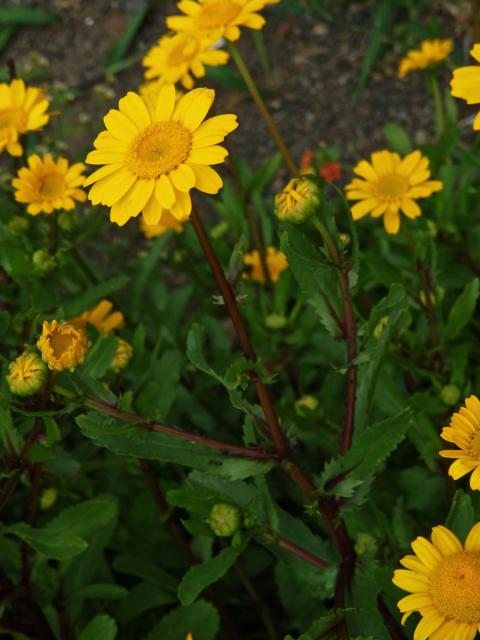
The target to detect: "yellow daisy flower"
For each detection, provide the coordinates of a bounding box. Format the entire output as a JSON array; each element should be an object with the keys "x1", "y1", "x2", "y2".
[
  {"x1": 0, "y1": 78, "x2": 50, "y2": 156},
  {"x1": 166, "y1": 0, "x2": 267, "y2": 42},
  {"x1": 243, "y1": 246, "x2": 288, "y2": 283},
  {"x1": 393, "y1": 523, "x2": 480, "y2": 639},
  {"x1": 345, "y1": 149, "x2": 443, "y2": 234},
  {"x1": 140, "y1": 209, "x2": 184, "y2": 239},
  {"x1": 398, "y1": 39, "x2": 453, "y2": 78},
  {"x1": 84, "y1": 85, "x2": 238, "y2": 227},
  {"x1": 12, "y1": 154, "x2": 86, "y2": 215},
  {"x1": 37, "y1": 320, "x2": 89, "y2": 372},
  {"x1": 70, "y1": 299, "x2": 124, "y2": 334},
  {"x1": 143, "y1": 32, "x2": 229, "y2": 90},
  {"x1": 6, "y1": 351, "x2": 48, "y2": 396},
  {"x1": 451, "y1": 44, "x2": 480, "y2": 130},
  {"x1": 439, "y1": 395, "x2": 480, "y2": 490}
]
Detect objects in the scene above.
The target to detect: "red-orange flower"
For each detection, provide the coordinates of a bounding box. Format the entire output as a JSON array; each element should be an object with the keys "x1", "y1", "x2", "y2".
[{"x1": 319, "y1": 161, "x2": 342, "y2": 182}]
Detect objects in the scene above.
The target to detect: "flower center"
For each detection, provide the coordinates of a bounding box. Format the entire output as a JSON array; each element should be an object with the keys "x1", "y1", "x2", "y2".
[
  {"x1": 197, "y1": 0, "x2": 242, "y2": 29},
  {"x1": 167, "y1": 37, "x2": 199, "y2": 66},
  {"x1": 127, "y1": 122, "x2": 192, "y2": 179},
  {"x1": 278, "y1": 179, "x2": 309, "y2": 212},
  {"x1": 430, "y1": 551, "x2": 480, "y2": 623},
  {"x1": 375, "y1": 174, "x2": 408, "y2": 201},
  {"x1": 48, "y1": 331, "x2": 75, "y2": 359},
  {"x1": 39, "y1": 172, "x2": 66, "y2": 199},
  {"x1": 0, "y1": 107, "x2": 26, "y2": 133}
]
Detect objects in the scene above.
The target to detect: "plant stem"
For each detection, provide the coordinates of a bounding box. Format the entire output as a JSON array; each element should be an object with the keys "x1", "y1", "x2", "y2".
[
  {"x1": 312, "y1": 217, "x2": 357, "y2": 453},
  {"x1": 252, "y1": 30, "x2": 271, "y2": 76},
  {"x1": 427, "y1": 73, "x2": 444, "y2": 142},
  {"x1": 227, "y1": 41, "x2": 298, "y2": 176},
  {"x1": 276, "y1": 536, "x2": 330, "y2": 570},
  {"x1": 48, "y1": 216, "x2": 58, "y2": 254}
]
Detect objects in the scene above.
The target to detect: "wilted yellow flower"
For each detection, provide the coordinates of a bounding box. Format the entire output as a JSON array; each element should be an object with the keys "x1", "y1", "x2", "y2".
[
  {"x1": 345, "y1": 150, "x2": 443, "y2": 234},
  {"x1": 143, "y1": 32, "x2": 229, "y2": 90},
  {"x1": 84, "y1": 85, "x2": 238, "y2": 227},
  {"x1": 6, "y1": 351, "x2": 48, "y2": 396},
  {"x1": 166, "y1": 0, "x2": 267, "y2": 42},
  {"x1": 12, "y1": 154, "x2": 86, "y2": 215},
  {"x1": 393, "y1": 523, "x2": 480, "y2": 639},
  {"x1": 0, "y1": 78, "x2": 49, "y2": 156},
  {"x1": 37, "y1": 320, "x2": 89, "y2": 372},
  {"x1": 243, "y1": 247, "x2": 288, "y2": 283},
  {"x1": 140, "y1": 209, "x2": 184, "y2": 239},
  {"x1": 439, "y1": 395, "x2": 480, "y2": 490},
  {"x1": 70, "y1": 299, "x2": 124, "y2": 334},
  {"x1": 275, "y1": 176, "x2": 320, "y2": 223},
  {"x1": 451, "y1": 44, "x2": 480, "y2": 130},
  {"x1": 110, "y1": 338, "x2": 133, "y2": 373},
  {"x1": 398, "y1": 38, "x2": 453, "y2": 78}
]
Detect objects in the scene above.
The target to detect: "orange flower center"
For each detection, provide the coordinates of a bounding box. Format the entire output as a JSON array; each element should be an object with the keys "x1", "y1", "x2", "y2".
[
  {"x1": 197, "y1": 0, "x2": 242, "y2": 29},
  {"x1": 39, "y1": 172, "x2": 66, "y2": 199},
  {"x1": 375, "y1": 174, "x2": 408, "y2": 201},
  {"x1": 0, "y1": 107, "x2": 26, "y2": 133},
  {"x1": 48, "y1": 330, "x2": 76, "y2": 360},
  {"x1": 127, "y1": 121, "x2": 192, "y2": 179},
  {"x1": 430, "y1": 551, "x2": 480, "y2": 623}
]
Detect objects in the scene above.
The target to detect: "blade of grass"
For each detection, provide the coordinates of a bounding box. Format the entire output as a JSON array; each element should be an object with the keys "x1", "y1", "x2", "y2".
[
  {"x1": 105, "y1": 0, "x2": 158, "y2": 67},
  {"x1": 0, "y1": 7, "x2": 57, "y2": 26},
  {"x1": 0, "y1": 25, "x2": 15, "y2": 54}
]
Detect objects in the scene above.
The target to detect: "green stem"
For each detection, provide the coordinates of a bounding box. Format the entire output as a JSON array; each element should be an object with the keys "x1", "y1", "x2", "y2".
[
  {"x1": 48, "y1": 216, "x2": 58, "y2": 254},
  {"x1": 252, "y1": 30, "x2": 271, "y2": 76},
  {"x1": 427, "y1": 73, "x2": 444, "y2": 142},
  {"x1": 227, "y1": 41, "x2": 298, "y2": 176}
]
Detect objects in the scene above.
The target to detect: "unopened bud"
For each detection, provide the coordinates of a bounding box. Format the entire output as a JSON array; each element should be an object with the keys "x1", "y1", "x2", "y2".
[
  {"x1": 208, "y1": 503, "x2": 241, "y2": 537},
  {"x1": 6, "y1": 351, "x2": 48, "y2": 396},
  {"x1": 275, "y1": 176, "x2": 321, "y2": 224},
  {"x1": 33, "y1": 249, "x2": 56, "y2": 274},
  {"x1": 441, "y1": 384, "x2": 461, "y2": 406},
  {"x1": 295, "y1": 395, "x2": 319, "y2": 416}
]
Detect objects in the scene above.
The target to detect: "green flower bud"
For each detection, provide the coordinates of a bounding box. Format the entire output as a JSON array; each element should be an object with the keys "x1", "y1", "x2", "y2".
[
  {"x1": 295, "y1": 395, "x2": 319, "y2": 416},
  {"x1": 6, "y1": 351, "x2": 48, "y2": 396},
  {"x1": 265, "y1": 313, "x2": 287, "y2": 330},
  {"x1": 275, "y1": 176, "x2": 321, "y2": 224},
  {"x1": 354, "y1": 532, "x2": 377, "y2": 556},
  {"x1": 40, "y1": 487, "x2": 58, "y2": 510},
  {"x1": 373, "y1": 315, "x2": 389, "y2": 339},
  {"x1": 57, "y1": 211, "x2": 78, "y2": 231},
  {"x1": 32, "y1": 249, "x2": 56, "y2": 274},
  {"x1": 7, "y1": 215, "x2": 29, "y2": 235},
  {"x1": 441, "y1": 384, "x2": 461, "y2": 406},
  {"x1": 208, "y1": 502, "x2": 241, "y2": 537}
]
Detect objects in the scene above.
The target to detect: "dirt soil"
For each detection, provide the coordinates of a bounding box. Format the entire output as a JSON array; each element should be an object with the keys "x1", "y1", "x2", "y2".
[{"x1": 3, "y1": 0, "x2": 472, "y2": 175}]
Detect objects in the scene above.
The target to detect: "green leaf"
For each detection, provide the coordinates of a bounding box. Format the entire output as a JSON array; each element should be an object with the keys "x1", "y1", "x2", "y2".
[
  {"x1": 318, "y1": 408, "x2": 413, "y2": 503},
  {"x1": 131, "y1": 234, "x2": 170, "y2": 321},
  {"x1": 0, "y1": 7, "x2": 57, "y2": 25},
  {"x1": 77, "y1": 413, "x2": 274, "y2": 479},
  {"x1": 445, "y1": 278, "x2": 479, "y2": 340},
  {"x1": 143, "y1": 600, "x2": 219, "y2": 640},
  {"x1": 346, "y1": 567, "x2": 389, "y2": 639},
  {"x1": 47, "y1": 497, "x2": 118, "y2": 540},
  {"x1": 84, "y1": 334, "x2": 118, "y2": 379},
  {"x1": 61, "y1": 276, "x2": 129, "y2": 317},
  {"x1": 79, "y1": 614, "x2": 117, "y2": 640},
  {"x1": 41, "y1": 417, "x2": 61, "y2": 447},
  {"x1": 69, "y1": 583, "x2": 127, "y2": 603},
  {"x1": 136, "y1": 350, "x2": 182, "y2": 421},
  {"x1": 178, "y1": 539, "x2": 248, "y2": 605},
  {"x1": 446, "y1": 490, "x2": 475, "y2": 540},
  {"x1": 383, "y1": 122, "x2": 412, "y2": 155},
  {"x1": 6, "y1": 523, "x2": 87, "y2": 561},
  {"x1": 105, "y1": 1, "x2": 151, "y2": 65}
]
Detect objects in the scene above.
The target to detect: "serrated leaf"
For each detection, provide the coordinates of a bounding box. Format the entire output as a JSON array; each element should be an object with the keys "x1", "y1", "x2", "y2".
[
  {"x1": 136, "y1": 350, "x2": 182, "y2": 420},
  {"x1": 445, "y1": 278, "x2": 479, "y2": 340},
  {"x1": 6, "y1": 523, "x2": 87, "y2": 561},
  {"x1": 79, "y1": 614, "x2": 117, "y2": 640},
  {"x1": 143, "y1": 600, "x2": 219, "y2": 640},
  {"x1": 47, "y1": 497, "x2": 118, "y2": 540}
]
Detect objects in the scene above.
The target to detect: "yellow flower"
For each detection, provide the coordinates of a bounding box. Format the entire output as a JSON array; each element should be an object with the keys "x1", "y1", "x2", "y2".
[
  {"x1": 451, "y1": 44, "x2": 480, "y2": 130},
  {"x1": 398, "y1": 39, "x2": 453, "y2": 78},
  {"x1": 345, "y1": 150, "x2": 443, "y2": 234},
  {"x1": 275, "y1": 176, "x2": 320, "y2": 223},
  {"x1": 37, "y1": 320, "x2": 89, "y2": 372},
  {"x1": 166, "y1": 0, "x2": 267, "y2": 42},
  {"x1": 243, "y1": 247, "x2": 288, "y2": 283},
  {"x1": 393, "y1": 522, "x2": 480, "y2": 639},
  {"x1": 186, "y1": 635, "x2": 193, "y2": 640},
  {"x1": 12, "y1": 154, "x2": 86, "y2": 215},
  {"x1": 143, "y1": 32, "x2": 229, "y2": 90},
  {"x1": 439, "y1": 395, "x2": 480, "y2": 490},
  {"x1": 0, "y1": 78, "x2": 49, "y2": 156},
  {"x1": 140, "y1": 209, "x2": 184, "y2": 239},
  {"x1": 6, "y1": 351, "x2": 48, "y2": 396},
  {"x1": 110, "y1": 338, "x2": 133, "y2": 373},
  {"x1": 70, "y1": 299, "x2": 124, "y2": 334},
  {"x1": 84, "y1": 85, "x2": 238, "y2": 227}
]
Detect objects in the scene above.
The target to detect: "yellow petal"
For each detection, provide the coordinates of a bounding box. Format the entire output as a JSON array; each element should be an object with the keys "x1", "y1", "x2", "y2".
[
  {"x1": 177, "y1": 87, "x2": 215, "y2": 131},
  {"x1": 104, "y1": 109, "x2": 138, "y2": 140},
  {"x1": 430, "y1": 526, "x2": 462, "y2": 556},
  {"x1": 169, "y1": 163, "x2": 195, "y2": 192},
  {"x1": 155, "y1": 84, "x2": 176, "y2": 121},
  {"x1": 350, "y1": 198, "x2": 377, "y2": 220},
  {"x1": 155, "y1": 174, "x2": 175, "y2": 209},
  {"x1": 119, "y1": 91, "x2": 151, "y2": 128},
  {"x1": 411, "y1": 537, "x2": 442, "y2": 569},
  {"x1": 413, "y1": 610, "x2": 444, "y2": 640},
  {"x1": 465, "y1": 522, "x2": 480, "y2": 552},
  {"x1": 383, "y1": 211, "x2": 400, "y2": 234},
  {"x1": 393, "y1": 569, "x2": 430, "y2": 592},
  {"x1": 189, "y1": 163, "x2": 223, "y2": 194},
  {"x1": 188, "y1": 145, "x2": 228, "y2": 165}
]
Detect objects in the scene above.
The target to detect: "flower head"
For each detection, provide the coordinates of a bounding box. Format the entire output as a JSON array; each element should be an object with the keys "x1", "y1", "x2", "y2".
[
  {"x1": 110, "y1": 338, "x2": 133, "y2": 373},
  {"x1": 393, "y1": 522, "x2": 480, "y2": 639},
  {"x1": 70, "y1": 299, "x2": 124, "y2": 335},
  {"x1": 439, "y1": 395, "x2": 480, "y2": 490},
  {"x1": 275, "y1": 176, "x2": 320, "y2": 223},
  {"x1": 451, "y1": 45, "x2": 480, "y2": 130},
  {"x1": 398, "y1": 39, "x2": 453, "y2": 78},
  {"x1": 84, "y1": 85, "x2": 238, "y2": 227},
  {"x1": 0, "y1": 79, "x2": 49, "y2": 156},
  {"x1": 143, "y1": 32, "x2": 229, "y2": 90},
  {"x1": 140, "y1": 209, "x2": 184, "y2": 239},
  {"x1": 243, "y1": 247, "x2": 288, "y2": 283},
  {"x1": 37, "y1": 320, "x2": 89, "y2": 372},
  {"x1": 319, "y1": 161, "x2": 342, "y2": 182},
  {"x1": 345, "y1": 149, "x2": 443, "y2": 234},
  {"x1": 12, "y1": 154, "x2": 86, "y2": 215},
  {"x1": 166, "y1": 0, "x2": 268, "y2": 42},
  {"x1": 6, "y1": 351, "x2": 48, "y2": 396},
  {"x1": 208, "y1": 502, "x2": 241, "y2": 537}
]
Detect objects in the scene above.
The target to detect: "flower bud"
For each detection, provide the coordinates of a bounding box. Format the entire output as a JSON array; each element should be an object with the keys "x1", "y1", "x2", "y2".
[
  {"x1": 265, "y1": 313, "x2": 287, "y2": 330},
  {"x1": 57, "y1": 211, "x2": 78, "y2": 231},
  {"x1": 32, "y1": 249, "x2": 56, "y2": 274},
  {"x1": 295, "y1": 395, "x2": 319, "y2": 416},
  {"x1": 6, "y1": 351, "x2": 48, "y2": 396},
  {"x1": 373, "y1": 315, "x2": 389, "y2": 339},
  {"x1": 110, "y1": 338, "x2": 133, "y2": 373},
  {"x1": 37, "y1": 320, "x2": 89, "y2": 372},
  {"x1": 6, "y1": 215, "x2": 29, "y2": 235},
  {"x1": 275, "y1": 176, "x2": 321, "y2": 224},
  {"x1": 208, "y1": 502, "x2": 241, "y2": 537},
  {"x1": 354, "y1": 532, "x2": 377, "y2": 556},
  {"x1": 40, "y1": 487, "x2": 58, "y2": 510},
  {"x1": 441, "y1": 384, "x2": 461, "y2": 406}
]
